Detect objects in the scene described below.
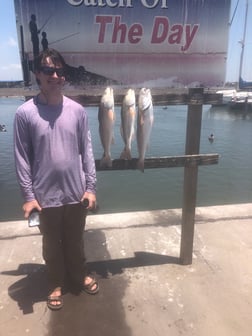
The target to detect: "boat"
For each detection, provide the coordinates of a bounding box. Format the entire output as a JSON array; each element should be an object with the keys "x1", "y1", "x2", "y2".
[
  {"x1": 229, "y1": 0, "x2": 252, "y2": 109},
  {"x1": 229, "y1": 90, "x2": 252, "y2": 109},
  {"x1": 239, "y1": 77, "x2": 252, "y2": 90},
  {"x1": 0, "y1": 124, "x2": 7, "y2": 132},
  {"x1": 214, "y1": 0, "x2": 252, "y2": 110},
  {"x1": 215, "y1": 89, "x2": 237, "y2": 106}
]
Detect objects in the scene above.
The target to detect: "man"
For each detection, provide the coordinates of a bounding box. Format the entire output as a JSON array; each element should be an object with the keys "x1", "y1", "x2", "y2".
[
  {"x1": 29, "y1": 14, "x2": 40, "y2": 58},
  {"x1": 41, "y1": 31, "x2": 49, "y2": 51},
  {"x1": 14, "y1": 48, "x2": 99, "y2": 311}
]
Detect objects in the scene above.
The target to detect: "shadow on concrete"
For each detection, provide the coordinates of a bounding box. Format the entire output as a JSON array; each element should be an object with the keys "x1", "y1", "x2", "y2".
[
  {"x1": 46, "y1": 274, "x2": 132, "y2": 336},
  {"x1": 0, "y1": 232, "x2": 40, "y2": 240},
  {"x1": 44, "y1": 230, "x2": 130, "y2": 336},
  {"x1": 195, "y1": 214, "x2": 252, "y2": 224},
  {"x1": 88, "y1": 252, "x2": 180, "y2": 278},
  {"x1": 2, "y1": 229, "x2": 179, "y2": 336},
  {"x1": 2, "y1": 263, "x2": 48, "y2": 315}
]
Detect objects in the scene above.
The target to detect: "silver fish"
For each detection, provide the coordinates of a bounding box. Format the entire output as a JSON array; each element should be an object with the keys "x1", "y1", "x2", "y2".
[
  {"x1": 98, "y1": 87, "x2": 115, "y2": 168},
  {"x1": 137, "y1": 88, "x2": 154, "y2": 172},
  {"x1": 120, "y1": 89, "x2": 136, "y2": 160}
]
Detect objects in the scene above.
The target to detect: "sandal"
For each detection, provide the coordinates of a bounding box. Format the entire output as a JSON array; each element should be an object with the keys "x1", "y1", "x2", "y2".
[
  {"x1": 83, "y1": 276, "x2": 99, "y2": 295},
  {"x1": 47, "y1": 295, "x2": 63, "y2": 311}
]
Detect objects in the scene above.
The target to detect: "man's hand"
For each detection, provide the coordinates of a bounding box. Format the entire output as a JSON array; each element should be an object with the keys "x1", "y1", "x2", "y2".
[
  {"x1": 81, "y1": 192, "x2": 96, "y2": 211},
  {"x1": 23, "y1": 200, "x2": 42, "y2": 219}
]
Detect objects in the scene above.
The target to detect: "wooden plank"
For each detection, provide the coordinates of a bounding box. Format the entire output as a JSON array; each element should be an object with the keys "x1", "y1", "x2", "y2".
[
  {"x1": 72, "y1": 90, "x2": 221, "y2": 106},
  {"x1": 95, "y1": 153, "x2": 219, "y2": 171},
  {"x1": 180, "y1": 166, "x2": 199, "y2": 265},
  {"x1": 180, "y1": 88, "x2": 203, "y2": 265},
  {"x1": 0, "y1": 87, "x2": 223, "y2": 106}
]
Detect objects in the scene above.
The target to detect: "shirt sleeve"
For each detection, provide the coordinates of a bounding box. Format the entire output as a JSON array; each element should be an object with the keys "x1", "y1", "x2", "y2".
[
  {"x1": 14, "y1": 109, "x2": 35, "y2": 202},
  {"x1": 79, "y1": 108, "x2": 97, "y2": 194}
]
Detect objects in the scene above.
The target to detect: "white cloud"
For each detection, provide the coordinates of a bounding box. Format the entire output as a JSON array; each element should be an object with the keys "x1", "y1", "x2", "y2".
[
  {"x1": 0, "y1": 63, "x2": 22, "y2": 81},
  {"x1": 0, "y1": 36, "x2": 22, "y2": 80},
  {"x1": 7, "y1": 37, "x2": 18, "y2": 47},
  {"x1": 1, "y1": 64, "x2": 21, "y2": 71}
]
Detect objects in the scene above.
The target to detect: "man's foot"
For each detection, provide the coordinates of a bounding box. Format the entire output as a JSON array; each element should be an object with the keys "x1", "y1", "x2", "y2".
[
  {"x1": 47, "y1": 287, "x2": 63, "y2": 310},
  {"x1": 83, "y1": 276, "x2": 99, "y2": 295}
]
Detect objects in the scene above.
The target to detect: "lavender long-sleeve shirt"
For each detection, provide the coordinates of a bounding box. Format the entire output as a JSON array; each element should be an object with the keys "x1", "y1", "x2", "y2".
[{"x1": 14, "y1": 96, "x2": 96, "y2": 208}]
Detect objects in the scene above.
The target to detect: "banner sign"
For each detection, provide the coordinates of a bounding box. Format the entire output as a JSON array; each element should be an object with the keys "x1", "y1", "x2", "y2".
[{"x1": 14, "y1": 0, "x2": 231, "y2": 88}]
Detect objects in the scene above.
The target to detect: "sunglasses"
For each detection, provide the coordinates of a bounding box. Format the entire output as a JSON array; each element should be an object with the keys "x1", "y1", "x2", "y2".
[{"x1": 39, "y1": 66, "x2": 65, "y2": 77}]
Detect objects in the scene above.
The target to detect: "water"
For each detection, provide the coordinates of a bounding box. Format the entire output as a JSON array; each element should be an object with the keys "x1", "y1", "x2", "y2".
[{"x1": 0, "y1": 97, "x2": 252, "y2": 222}]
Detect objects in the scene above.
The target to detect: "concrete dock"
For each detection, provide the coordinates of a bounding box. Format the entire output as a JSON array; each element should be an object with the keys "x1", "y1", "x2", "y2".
[{"x1": 0, "y1": 203, "x2": 251, "y2": 336}]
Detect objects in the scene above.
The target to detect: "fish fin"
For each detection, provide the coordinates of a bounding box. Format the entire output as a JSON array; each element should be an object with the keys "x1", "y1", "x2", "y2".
[
  {"x1": 130, "y1": 126, "x2": 135, "y2": 140},
  {"x1": 137, "y1": 159, "x2": 145, "y2": 173},
  {"x1": 140, "y1": 115, "x2": 144, "y2": 126},
  {"x1": 129, "y1": 106, "x2": 136, "y2": 117},
  {"x1": 100, "y1": 154, "x2": 112, "y2": 168},
  {"x1": 120, "y1": 147, "x2": 132, "y2": 160}
]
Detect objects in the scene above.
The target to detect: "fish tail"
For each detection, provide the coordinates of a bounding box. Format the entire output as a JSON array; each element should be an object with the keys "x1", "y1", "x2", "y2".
[
  {"x1": 120, "y1": 147, "x2": 132, "y2": 160},
  {"x1": 100, "y1": 154, "x2": 112, "y2": 168},
  {"x1": 137, "y1": 158, "x2": 145, "y2": 173}
]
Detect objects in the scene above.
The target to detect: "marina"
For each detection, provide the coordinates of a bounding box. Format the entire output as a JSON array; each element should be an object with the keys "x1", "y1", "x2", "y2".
[{"x1": 214, "y1": 0, "x2": 252, "y2": 109}]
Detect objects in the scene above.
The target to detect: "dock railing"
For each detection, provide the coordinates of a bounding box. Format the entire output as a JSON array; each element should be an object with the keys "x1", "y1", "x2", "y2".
[
  {"x1": 83, "y1": 87, "x2": 220, "y2": 265},
  {"x1": 81, "y1": 87, "x2": 219, "y2": 265}
]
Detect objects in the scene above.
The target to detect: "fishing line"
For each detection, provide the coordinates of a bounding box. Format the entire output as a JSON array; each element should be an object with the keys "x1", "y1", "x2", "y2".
[
  {"x1": 229, "y1": 0, "x2": 240, "y2": 26},
  {"x1": 49, "y1": 32, "x2": 80, "y2": 45},
  {"x1": 39, "y1": 12, "x2": 54, "y2": 31}
]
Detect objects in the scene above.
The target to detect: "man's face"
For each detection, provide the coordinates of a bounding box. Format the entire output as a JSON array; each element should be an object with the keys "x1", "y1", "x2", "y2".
[{"x1": 36, "y1": 57, "x2": 65, "y2": 94}]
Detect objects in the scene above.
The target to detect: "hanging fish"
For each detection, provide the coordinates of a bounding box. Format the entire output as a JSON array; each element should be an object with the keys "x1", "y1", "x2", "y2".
[
  {"x1": 137, "y1": 88, "x2": 154, "y2": 172},
  {"x1": 120, "y1": 89, "x2": 136, "y2": 160},
  {"x1": 98, "y1": 87, "x2": 115, "y2": 168}
]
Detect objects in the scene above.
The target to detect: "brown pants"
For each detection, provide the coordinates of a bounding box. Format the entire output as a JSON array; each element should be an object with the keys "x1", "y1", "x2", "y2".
[{"x1": 39, "y1": 203, "x2": 87, "y2": 292}]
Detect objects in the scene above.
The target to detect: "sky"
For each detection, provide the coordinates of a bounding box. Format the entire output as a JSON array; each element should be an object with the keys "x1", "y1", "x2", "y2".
[{"x1": 0, "y1": 0, "x2": 251, "y2": 83}]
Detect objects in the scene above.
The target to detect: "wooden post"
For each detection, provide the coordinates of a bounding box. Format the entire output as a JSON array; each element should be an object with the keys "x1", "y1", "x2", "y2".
[{"x1": 180, "y1": 88, "x2": 203, "y2": 265}]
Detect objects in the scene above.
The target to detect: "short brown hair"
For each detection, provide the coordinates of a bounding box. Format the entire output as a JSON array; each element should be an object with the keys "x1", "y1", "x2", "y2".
[{"x1": 34, "y1": 48, "x2": 66, "y2": 72}]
